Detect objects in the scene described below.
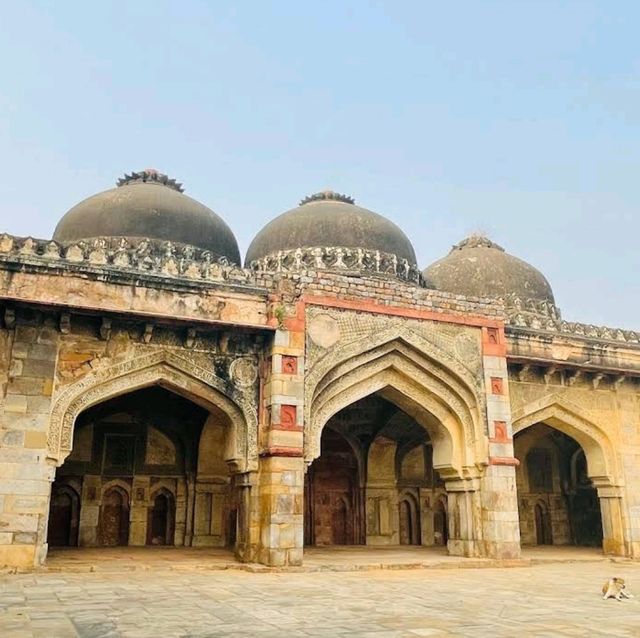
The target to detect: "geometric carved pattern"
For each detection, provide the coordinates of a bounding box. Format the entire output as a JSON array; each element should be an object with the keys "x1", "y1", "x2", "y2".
[{"x1": 48, "y1": 350, "x2": 258, "y2": 471}]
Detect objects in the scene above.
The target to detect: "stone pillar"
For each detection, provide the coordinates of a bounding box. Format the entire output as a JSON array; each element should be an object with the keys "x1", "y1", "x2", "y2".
[
  {"x1": 234, "y1": 470, "x2": 258, "y2": 562},
  {"x1": 365, "y1": 438, "x2": 398, "y2": 545},
  {"x1": 479, "y1": 325, "x2": 521, "y2": 559},
  {"x1": 419, "y1": 488, "x2": 435, "y2": 546},
  {"x1": 0, "y1": 320, "x2": 60, "y2": 569},
  {"x1": 129, "y1": 476, "x2": 150, "y2": 546},
  {"x1": 594, "y1": 482, "x2": 627, "y2": 556},
  {"x1": 258, "y1": 453, "x2": 304, "y2": 566},
  {"x1": 257, "y1": 299, "x2": 306, "y2": 566},
  {"x1": 78, "y1": 475, "x2": 101, "y2": 546},
  {"x1": 445, "y1": 477, "x2": 481, "y2": 557},
  {"x1": 184, "y1": 472, "x2": 196, "y2": 547}
]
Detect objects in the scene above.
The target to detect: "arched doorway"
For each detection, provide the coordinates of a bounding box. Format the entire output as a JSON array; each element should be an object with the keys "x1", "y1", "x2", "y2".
[
  {"x1": 305, "y1": 394, "x2": 453, "y2": 549},
  {"x1": 514, "y1": 423, "x2": 603, "y2": 549},
  {"x1": 99, "y1": 486, "x2": 130, "y2": 546},
  {"x1": 305, "y1": 427, "x2": 361, "y2": 546},
  {"x1": 147, "y1": 490, "x2": 175, "y2": 546},
  {"x1": 433, "y1": 498, "x2": 448, "y2": 546},
  {"x1": 534, "y1": 501, "x2": 552, "y2": 545},
  {"x1": 47, "y1": 485, "x2": 80, "y2": 547},
  {"x1": 399, "y1": 494, "x2": 420, "y2": 545},
  {"x1": 47, "y1": 386, "x2": 241, "y2": 552}
]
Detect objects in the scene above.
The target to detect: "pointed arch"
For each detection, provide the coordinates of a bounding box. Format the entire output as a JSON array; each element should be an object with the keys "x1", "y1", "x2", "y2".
[
  {"x1": 47, "y1": 350, "x2": 257, "y2": 471},
  {"x1": 511, "y1": 395, "x2": 619, "y2": 486},
  {"x1": 305, "y1": 328, "x2": 485, "y2": 477}
]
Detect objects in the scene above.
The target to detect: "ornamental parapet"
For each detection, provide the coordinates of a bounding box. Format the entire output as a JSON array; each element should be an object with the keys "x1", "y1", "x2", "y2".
[
  {"x1": 248, "y1": 246, "x2": 423, "y2": 284},
  {"x1": 503, "y1": 293, "x2": 640, "y2": 346},
  {"x1": 0, "y1": 233, "x2": 256, "y2": 286}
]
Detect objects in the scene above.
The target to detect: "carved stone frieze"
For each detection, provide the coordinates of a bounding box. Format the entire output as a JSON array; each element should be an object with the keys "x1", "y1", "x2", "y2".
[
  {"x1": 0, "y1": 233, "x2": 254, "y2": 285},
  {"x1": 248, "y1": 246, "x2": 423, "y2": 283}
]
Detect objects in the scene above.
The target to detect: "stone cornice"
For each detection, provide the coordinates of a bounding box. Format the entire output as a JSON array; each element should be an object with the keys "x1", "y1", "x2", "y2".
[
  {"x1": 0, "y1": 234, "x2": 265, "y2": 295},
  {"x1": 503, "y1": 292, "x2": 639, "y2": 348}
]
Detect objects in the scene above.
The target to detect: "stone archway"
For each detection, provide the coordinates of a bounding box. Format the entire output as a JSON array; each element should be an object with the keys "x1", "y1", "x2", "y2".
[
  {"x1": 512, "y1": 396, "x2": 626, "y2": 556},
  {"x1": 47, "y1": 351, "x2": 257, "y2": 471},
  {"x1": 44, "y1": 351, "x2": 260, "y2": 564},
  {"x1": 306, "y1": 331, "x2": 485, "y2": 476},
  {"x1": 305, "y1": 331, "x2": 487, "y2": 557}
]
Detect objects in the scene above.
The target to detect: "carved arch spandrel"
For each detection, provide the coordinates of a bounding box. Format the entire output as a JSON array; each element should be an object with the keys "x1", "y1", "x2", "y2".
[
  {"x1": 511, "y1": 395, "x2": 619, "y2": 486},
  {"x1": 307, "y1": 326, "x2": 483, "y2": 405},
  {"x1": 47, "y1": 350, "x2": 257, "y2": 471},
  {"x1": 305, "y1": 328, "x2": 486, "y2": 475}
]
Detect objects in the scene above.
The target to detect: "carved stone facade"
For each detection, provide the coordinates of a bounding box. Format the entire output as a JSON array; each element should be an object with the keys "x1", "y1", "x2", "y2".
[{"x1": 0, "y1": 221, "x2": 638, "y2": 570}]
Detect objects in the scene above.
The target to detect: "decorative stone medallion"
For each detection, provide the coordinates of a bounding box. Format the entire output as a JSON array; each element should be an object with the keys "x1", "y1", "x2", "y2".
[
  {"x1": 229, "y1": 357, "x2": 258, "y2": 388},
  {"x1": 454, "y1": 333, "x2": 478, "y2": 362},
  {"x1": 308, "y1": 314, "x2": 340, "y2": 349}
]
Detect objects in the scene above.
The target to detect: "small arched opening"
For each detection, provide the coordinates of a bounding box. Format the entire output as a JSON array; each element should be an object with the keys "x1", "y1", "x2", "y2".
[
  {"x1": 398, "y1": 493, "x2": 420, "y2": 545},
  {"x1": 433, "y1": 497, "x2": 448, "y2": 546},
  {"x1": 99, "y1": 485, "x2": 130, "y2": 547},
  {"x1": 47, "y1": 484, "x2": 80, "y2": 547},
  {"x1": 147, "y1": 489, "x2": 176, "y2": 546},
  {"x1": 534, "y1": 500, "x2": 553, "y2": 546}
]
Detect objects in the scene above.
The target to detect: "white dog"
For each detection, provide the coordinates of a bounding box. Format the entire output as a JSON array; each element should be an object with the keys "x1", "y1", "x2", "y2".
[{"x1": 602, "y1": 577, "x2": 634, "y2": 601}]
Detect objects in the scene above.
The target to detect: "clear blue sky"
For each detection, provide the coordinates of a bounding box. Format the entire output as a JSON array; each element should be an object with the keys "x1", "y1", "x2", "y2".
[{"x1": 0, "y1": 1, "x2": 638, "y2": 328}]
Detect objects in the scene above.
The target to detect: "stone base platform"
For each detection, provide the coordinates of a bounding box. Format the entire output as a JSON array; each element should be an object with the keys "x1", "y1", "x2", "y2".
[{"x1": 34, "y1": 545, "x2": 627, "y2": 575}]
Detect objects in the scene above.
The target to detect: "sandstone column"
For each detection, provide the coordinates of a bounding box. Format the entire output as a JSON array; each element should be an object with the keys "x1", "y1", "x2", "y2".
[{"x1": 257, "y1": 301, "x2": 306, "y2": 566}]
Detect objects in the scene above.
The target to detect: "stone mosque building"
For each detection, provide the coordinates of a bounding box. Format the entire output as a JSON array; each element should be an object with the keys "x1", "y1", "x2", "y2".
[{"x1": 0, "y1": 169, "x2": 639, "y2": 570}]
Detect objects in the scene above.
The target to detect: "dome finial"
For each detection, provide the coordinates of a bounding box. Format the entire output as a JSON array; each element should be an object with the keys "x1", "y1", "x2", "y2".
[
  {"x1": 451, "y1": 234, "x2": 505, "y2": 253},
  {"x1": 299, "y1": 190, "x2": 355, "y2": 206},
  {"x1": 117, "y1": 169, "x2": 184, "y2": 193}
]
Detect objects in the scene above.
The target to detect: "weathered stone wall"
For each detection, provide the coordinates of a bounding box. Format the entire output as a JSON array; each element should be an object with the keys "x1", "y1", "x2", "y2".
[{"x1": 0, "y1": 315, "x2": 59, "y2": 568}]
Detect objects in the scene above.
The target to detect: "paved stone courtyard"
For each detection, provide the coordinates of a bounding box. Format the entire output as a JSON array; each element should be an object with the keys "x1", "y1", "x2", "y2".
[{"x1": 1, "y1": 559, "x2": 639, "y2": 637}]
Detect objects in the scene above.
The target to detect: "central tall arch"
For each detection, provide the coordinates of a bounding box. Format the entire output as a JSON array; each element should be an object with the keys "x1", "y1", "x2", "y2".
[
  {"x1": 306, "y1": 330, "x2": 486, "y2": 477},
  {"x1": 305, "y1": 328, "x2": 490, "y2": 556}
]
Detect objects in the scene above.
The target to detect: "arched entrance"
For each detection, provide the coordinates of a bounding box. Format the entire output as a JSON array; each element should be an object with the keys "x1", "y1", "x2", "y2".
[
  {"x1": 99, "y1": 486, "x2": 130, "y2": 546},
  {"x1": 47, "y1": 383, "x2": 248, "y2": 557},
  {"x1": 304, "y1": 427, "x2": 361, "y2": 546},
  {"x1": 534, "y1": 501, "x2": 552, "y2": 545},
  {"x1": 305, "y1": 393, "x2": 457, "y2": 549},
  {"x1": 514, "y1": 423, "x2": 603, "y2": 549},
  {"x1": 147, "y1": 490, "x2": 175, "y2": 545},
  {"x1": 44, "y1": 352, "x2": 258, "y2": 564},
  {"x1": 399, "y1": 493, "x2": 420, "y2": 545},
  {"x1": 47, "y1": 484, "x2": 80, "y2": 547},
  {"x1": 433, "y1": 497, "x2": 448, "y2": 546},
  {"x1": 304, "y1": 330, "x2": 486, "y2": 557},
  {"x1": 511, "y1": 398, "x2": 626, "y2": 556}
]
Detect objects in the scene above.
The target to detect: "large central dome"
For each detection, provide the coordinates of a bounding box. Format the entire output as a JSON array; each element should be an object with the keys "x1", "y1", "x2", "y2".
[
  {"x1": 53, "y1": 169, "x2": 241, "y2": 264},
  {"x1": 245, "y1": 190, "x2": 417, "y2": 267}
]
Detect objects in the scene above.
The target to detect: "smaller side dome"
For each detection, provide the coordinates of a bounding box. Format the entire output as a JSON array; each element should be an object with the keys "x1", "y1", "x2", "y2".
[
  {"x1": 53, "y1": 169, "x2": 241, "y2": 264},
  {"x1": 423, "y1": 235, "x2": 556, "y2": 305}
]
